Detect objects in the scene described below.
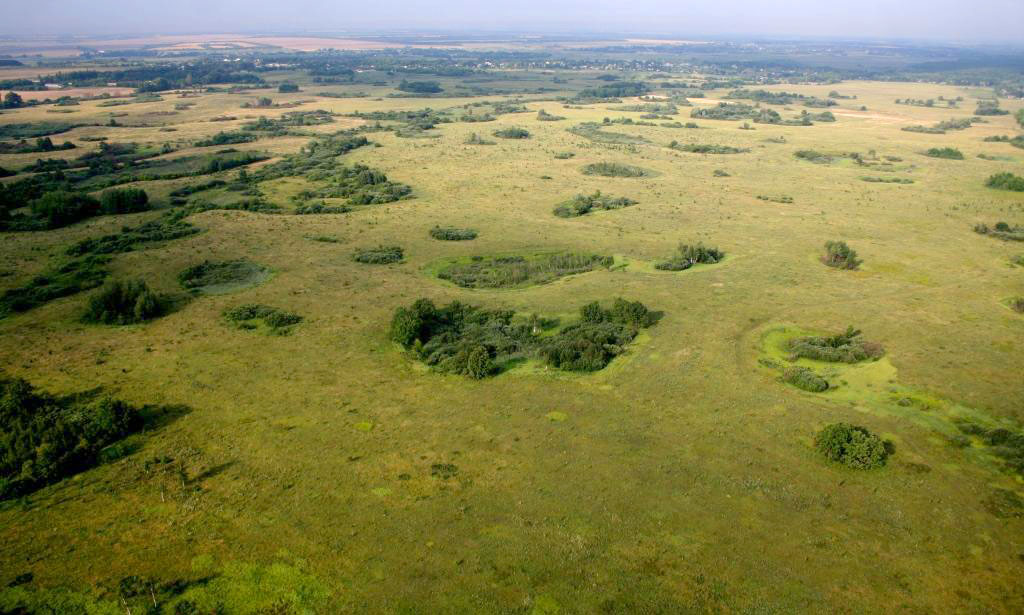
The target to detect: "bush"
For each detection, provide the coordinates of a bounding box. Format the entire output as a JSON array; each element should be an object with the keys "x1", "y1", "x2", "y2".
[
  {"x1": 974, "y1": 221, "x2": 1024, "y2": 241},
  {"x1": 787, "y1": 326, "x2": 884, "y2": 363},
  {"x1": 580, "y1": 162, "x2": 649, "y2": 177},
  {"x1": 278, "y1": 83, "x2": 299, "y2": 93},
  {"x1": 0, "y1": 256, "x2": 110, "y2": 318},
  {"x1": 536, "y1": 109, "x2": 565, "y2": 121},
  {"x1": 669, "y1": 142, "x2": 749, "y2": 154},
  {"x1": 390, "y1": 297, "x2": 653, "y2": 377},
  {"x1": 437, "y1": 252, "x2": 612, "y2": 289},
  {"x1": 553, "y1": 191, "x2": 637, "y2": 218},
  {"x1": 82, "y1": 279, "x2": 164, "y2": 324},
  {"x1": 224, "y1": 304, "x2": 302, "y2": 332},
  {"x1": 985, "y1": 172, "x2": 1024, "y2": 192},
  {"x1": 924, "y1": 147, "x2": 964, "y2": 160},
  {"x1": 398, "y1": 80, "x2": 443, "y2": 94},
  {"x1": 654, "y1": 242, "x2": 724, "y2": 271},
  {"x1": 30, "y1": 191, "x2": 100, "y2": 229},
  {"x1": 195, "y1": 131, "x2": 256, "y2": 147},
  {"x1": 493, "y1": 127, "x2": 530, "y2": 139},
  {"x1": 1011, "y1": 297, "x2": 1024, "y2": 314},
  {"x1": 178, "y1": 260, "x2": 268, "y2": 292},
  {"x1": 815, "y1": 423, "x2": 890, "y2": 469},
  {"x1": 822, "y1": 240, "x2": 861, "y2": 269},
  {"x1": 0, "y1": 377, "x2": 143, "y2": 499},
  {"x1": 353, "y1": 245, "x2": 404, "y2": 264},
  {"x1": 430, "y1": 226, "x2": 478, "y2": 241},
  {"x1": 782, "y1": 367, "x2": 829, "y2": 392},
  {"x1": 99, "y1": 187, "x2": 149, "y2": 214}
]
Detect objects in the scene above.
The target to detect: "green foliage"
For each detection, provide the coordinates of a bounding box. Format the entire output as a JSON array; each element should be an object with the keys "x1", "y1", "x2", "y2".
[
  {"x1": 985, "y1": 172, "x2": 1024, "y2": 192},
  {"x1": 540, "y1": 299, "x2": 652, "y2": 371},
  {"x1": 788, "y1": 327, "x2": 884, "y2": 363},
  {"x1": 195, "y1": 131, "x2": 257, "y2": 147},
  {"x1": 257, "y1": 134, "x2": 369, "y2": 179},
  {"x1": 654, "y1": 242, "x2": 724, "y2": 271},
  {"x1": 0, "y1": 377, "x2": 142, "y2": 499},
  {"x1": 669, "y1": 142, "x2": 749, "y2": 154},
  {"x1": 553, "y1": 151, "x2": 575, "y2": 159},
  {"x1": 82, "y1": 279, "x2": 164, "y2": 324},
  {"x1": 536, "y1": 109, "x2": 565, "y2": 121},
  {"x1": 170, "y1": 179, "x2": 227, "y2": 197},
  {"x1": 224, "y1": 304, "x2": 302, "y2": 333},
  {"x1": 575, "y1": 82, "x2": 648, "y2": 100},
  {"x1": 398, "y1": 80, "x2": 443, "y2": 94},
  {"x1": 553, "y1": 191, "x2": 637, "y2": 218},
  {"x1": 278, "y1": 83, "x2": 300, "y2": 93},
  {"x1": 567, "y1": 122, "x2": 650, "y2": 145},
  {"x1": 0, "y1": 256, "x2": 109, "y2": 317},
  {"x1": 861, "y1": 176, "x2": 913, "y2": 184},
  {"x1": 974, "y1": 100, "x2": 1008, "y2": 115},
  {"x1": 794, "y1": 150, "x2": 832, "y2": 163},
  {"x1": 493, "y1": 127, "x2": 531, "y2": 139},
  {"x1": 353, "y1": 245, "x2": 404, "y2": 264},
  {"x1": 815, "y1": 423, "x2": 890, "y2": 469},
  {"x1": 0, "y1": 121, "x2": 76, "y2": 139},
  {"x1": 29, "y1": 191, "x2": 100, "y2": 229},
  {"x1": 924, "y1": 147, "x2": 964, "y2": 160},
  {"x1": 974, "y1": 221, "x2": 1024, "y2": 241},
  {"x1": 782, "y1": 366, "x2": 829, "y2": 392},
  {"x1": 691, "y1": 102, "x2": 759, "y2": 121},
  {"x1": 822, "y1": 240, "x2": 862, "y2": 269},
  {"x1": 99, "y1": 187, "x2": 149, "y2": 214},
  {"x1": 580, "y1": 162, "x2": 649, "y2": 177},
  {"x1": 437, "y1": 252, "x2": 612, "y2": 289},
  {"x1": 390, "y1": 297, "x2": 652, "y2": 377},
  {"x1": 0, "y1": 136, "x2": 76, "y2": 154},
  {"x1": 178, "y1": 260, "x2": 268, "y2": 293},
  {"x1": 757, "y1": 195, "x2": 793, "y2": 204},
  {"x1": 430, "y1": 226, "x2": 478, "y2": 241}
]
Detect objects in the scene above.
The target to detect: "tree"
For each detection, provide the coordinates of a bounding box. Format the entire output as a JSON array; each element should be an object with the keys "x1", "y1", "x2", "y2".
[{"x1": 3, "y1": 91, "x2": 23, "y2": 108}]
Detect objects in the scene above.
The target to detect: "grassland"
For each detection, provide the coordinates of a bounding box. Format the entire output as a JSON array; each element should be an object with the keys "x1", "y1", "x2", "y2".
[{"x1": 1, "y1": 61, "x2": 1024, "y2": 614}]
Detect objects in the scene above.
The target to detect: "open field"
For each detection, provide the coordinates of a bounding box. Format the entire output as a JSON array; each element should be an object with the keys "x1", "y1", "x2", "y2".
[{"x1": 1, "y1": 55, "x2": 1024, "y2": 613}]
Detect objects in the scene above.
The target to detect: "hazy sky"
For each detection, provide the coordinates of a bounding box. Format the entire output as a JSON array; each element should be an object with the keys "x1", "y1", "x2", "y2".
[{"x1": 3, "y1": 0, "x2": 1023, "y2": 42}]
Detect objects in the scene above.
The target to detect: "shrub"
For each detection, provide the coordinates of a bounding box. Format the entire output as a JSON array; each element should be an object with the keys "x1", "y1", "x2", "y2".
[
  {"x1": 567, "y1": 122, "x2": 650, "y2": 145},
  {"x1": 0, "y1": 256, "x2": 110, "y2": 318},
  {"x1": 822, "y1": 240, "x2": 861, "y2": 269},
  {"x1": 782, "y1": 367, "x2": 829, "y2": 392},
  {"x1": 974, "y1": 221, "x2": 1024, "y2": 241},
  {"x1": 794, "y1": 150, "x2": 832, "y2": 163},
  {"x1": 178, "y1": 260, "x2": 269, "y2": 293},
  {"x1": 82, "y1": 279, "x2": 164, "y2": 324},
  {"x1": 815, "y1": 423, "x2": 890, "y2": 469},
  {"x1": 553, "y1": 191, "x2": 637, "y2": 218},
  {"x1": 30, "y1": 191, "x2": 100, "y2": 229},
  {"x1": 195, "y1": 131, "x2": 256, "y2": 147},
  {"x1": 713, "y1": 169, "x2": 730, "y2": 177},
  {"x1": 553, "y1": 152, "x2": 575, "y2": 159},
  {"x1": 0, "y1": 377, "x2": 142, "y2": 499},
  {"x1": 493, "y1": 127, "x2": 530, "y2": 139},
  {"x1": 540, "y1": 299, "x2": 652, "y2": 371},
  {"x1": 99, "y1": 187, "x2": 149, "y2": 214},
  {"x1": 669, "y1": 142, "x2": 749, "y2": 154},
  {"x1": 437, "y1": 252, "x2": 612, "y2": 289},
  {"x1": 224, "y1": 304, "x2": 302, "y2": 332},
  {"x1": 430, "y1": 226, "x2": 478, "y2": 241},
  {"x1": 353, "y1": 245, "x2": 404, "y2": 264},
  {"x1": 580, "y1": 162, "x2": 649, "y2": 177},
  {"x1": 1011, "y1": 298, "x2": 1024, "y2": 314},
  {"x1": 398, "y1": 80, "x2": 443, "y2": 94},
  {"x1": 278, "y1": 83, "x2": 299, "y2": 93},
  {"x1": 787, "y1": 326, "x2": 884, "y2": 363},
  {"x1": 985, "y1": 172, "x2": 1024, "y2": 192},
  {"x1": 536, "y1": 109, "x2": 565, "y2": 121},
  {"x1": 924, "y1": 147, "x2": 964, "y2": 160},
  {"x1": 655, "y1": 242, "x2": 724, "y2": 271}
]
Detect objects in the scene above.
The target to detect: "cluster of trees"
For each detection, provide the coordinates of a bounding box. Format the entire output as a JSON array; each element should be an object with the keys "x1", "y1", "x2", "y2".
[
  {"x1": 398, "y1": 80, "x2": 443, "y2": 94},
  {"x1": 493, "y1": 127, "x2": 530, "y2": 139},
  {"x1": 669, "y1": 142, "x2": 749, "y2": 154},
  {"x1": 975, "y1": 100, "x2": 1008, "y2": 116},
  {"x1": 974, "y1": 220, "x2": 1023, "y2": 241},
  {"x1": 82, "y1": 279, "x2": 164, "y2": 325},
  {"x1": 39, "y1": 61, "x2": 264, "y2": 91},
  {"x1": 437, "y1": 252, "x2": 613, "y2": 289},
  {"x1": 782, "y1": 366, "x2": 829, "y2": 392},
  {"x1": 815, "y1": 423, "x2": 890, "y2": 469},
  {"x1": 1, "y1": 377, "x2": 142, "y2": 499},
  {"x1": 389, "y1": 297, "x2": 654, "y2": 378},
  {"x1": 224, "y1": 304, "x2": 303, "y2": 333},
  {"x1": 0, "y1": 136, "x2": 76, "y2": 154},
  {"x1": 352, "y1": 245, "x2": 404, "y2": 264},
  {"x1": 822, "y1": 240, "x2": 862, "y2": 269},
  {"x1": 956, "y1": 421, "x2": 1024, "y2": 474},
  {"x1": 580, "y1": 162, "x2": 649, "y2": 177},
  {"x1": 2, "y1": 91, "x2": 24, "y2": 108},
  {"x1": 430, "y1": 226, "x2": 478, "y2": 241},
  {"x1": 895, "y1": 98, "x2": 958, "y2": 108},
  {"x1": 654, "y1": 242, "x2": 724, "y2": 271},
  {"x1": 178, "y1": 260, "x2": 267, "y2": 292},
  {"x1": 553, "y1": 191, "x2": 637, "y2": 218},
  {"x1": 575, "y1": 82, "x2": 648, "y2": 101},
  {"x1": 985, "y1": 172, "x2": 1024, "y2": 192},
  {"x1": 924, "y1": 147, "x2": 964, "y2": 160},
  {"x1": 194, "y1": 131, "x2": 257, "y2": 147},
  {"x1": 787, "y1": 326, "x2": 884, "y2": 363},
  {"x1": 278, "y1": 83, "x2": 300, "y2": 93}
]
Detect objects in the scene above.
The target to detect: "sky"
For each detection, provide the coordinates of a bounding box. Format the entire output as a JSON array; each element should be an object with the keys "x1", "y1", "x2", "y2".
[{"x1": 2, "y1": 0, "x2": 1023, "y2": 43}]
